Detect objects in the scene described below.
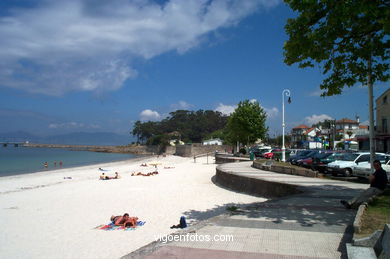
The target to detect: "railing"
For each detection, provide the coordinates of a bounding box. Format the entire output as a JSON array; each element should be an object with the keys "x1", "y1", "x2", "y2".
[{"x1": 193, "y1": 152, "x2": 215, "y2": 164}]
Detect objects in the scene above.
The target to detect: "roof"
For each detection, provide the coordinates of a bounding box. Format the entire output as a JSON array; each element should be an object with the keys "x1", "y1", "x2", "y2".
[
  {"x1": 359, "y1": 125, "x2": 369, "y2": 129},
  {"x1": 304, "y1": 128, "x2": 316, "y2": 134},
  {"x1": 293, "y1": 124, "x2": 309, "y2": 129},
  {"x1": 336, "y1": 118, "x2": 358, "y2": 124}
]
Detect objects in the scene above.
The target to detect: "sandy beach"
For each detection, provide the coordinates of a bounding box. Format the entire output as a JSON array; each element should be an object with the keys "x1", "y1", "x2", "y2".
[{"x1": 0, "y1": 155, "x2": 265, "y2": 259}]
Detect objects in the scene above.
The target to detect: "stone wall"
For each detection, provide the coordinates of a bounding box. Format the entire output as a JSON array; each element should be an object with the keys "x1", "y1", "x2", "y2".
[
  {"x1": 24, "y1": 143, "x2": 231, "y2": 157},
  {"x1": 175, "y1": 144, "x2": 232, "y2": 157}
]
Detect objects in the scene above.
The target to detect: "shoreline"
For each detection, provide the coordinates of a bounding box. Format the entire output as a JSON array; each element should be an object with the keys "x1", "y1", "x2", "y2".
[
  {"x1": 0, "y1": 155, "x2": 265, "y2": 258},
  {"x1": 0, "y1": 155, "x2": 150, "y2": 179},
  {"x1": 22, "y1": 143, "x2": 158, "y2": 155}
]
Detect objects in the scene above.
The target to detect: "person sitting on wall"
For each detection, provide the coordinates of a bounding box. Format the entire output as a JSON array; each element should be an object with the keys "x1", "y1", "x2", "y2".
[{"x1": 340, "y1": 160, "x2": 388, "y2": 209}]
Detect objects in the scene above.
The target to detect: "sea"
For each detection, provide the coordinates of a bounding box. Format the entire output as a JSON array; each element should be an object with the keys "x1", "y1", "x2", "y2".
[{"x1": 0, "y1": 146, "x2": 137, "y2": 177}]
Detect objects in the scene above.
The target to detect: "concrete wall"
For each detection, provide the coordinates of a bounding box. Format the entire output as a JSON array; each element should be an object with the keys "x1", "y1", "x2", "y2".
[
  {"x1": 215, "y1": 154, "x2": 250, "y2": 164},
  {"x1": 252, "y1": 160, "x2": 318, "y2": 178},
  {"x1": 215, "y1": 167, "x2": 302, "y2": 198},
  {"x1": 175, "y1": 145, "x2": 193, "y2": 157}
]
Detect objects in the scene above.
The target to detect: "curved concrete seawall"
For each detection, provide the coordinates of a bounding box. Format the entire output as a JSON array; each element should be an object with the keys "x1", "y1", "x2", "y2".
[
  {"x1": 214, "y1": 154, "x2": 250, "y2": 164},
  {"x1": 216, "y1": 163, "x2": 303, "y2": 198}
]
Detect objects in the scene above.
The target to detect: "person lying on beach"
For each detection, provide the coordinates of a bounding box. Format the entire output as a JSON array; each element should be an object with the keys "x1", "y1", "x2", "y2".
[
  {"x1": 131, "y1": 171, "x2": 158, "y2": 176},
  {"x1": 107, "y1": 172, "x2": 120, "y2": 179},
  {"x1": 99, "y1": 173, "x2": 110, "y2": 180},
  {"x1": 164, "y1": 166, "x2": 175, "y2": 169},
  {"x1": 140, "y1": 163, "x2": 148, "y2": 167},
  {"x1": 111, "y1": 213, "x2": 139, "y2": 228}
]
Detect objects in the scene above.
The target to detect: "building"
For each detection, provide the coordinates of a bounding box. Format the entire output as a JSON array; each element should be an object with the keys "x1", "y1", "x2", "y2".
[
  {"x1": 202, "y1": 138, "x2": 223, "y2": 145},
  {"x1": 335, "y1": 118, "x2": 360, "y2": 139},
  {"x1": 376, "y1": 88, "x2": 390, "y2": 152},
  {"x1": 291, "y1": 125, "x2": 309, "y2": 148}
]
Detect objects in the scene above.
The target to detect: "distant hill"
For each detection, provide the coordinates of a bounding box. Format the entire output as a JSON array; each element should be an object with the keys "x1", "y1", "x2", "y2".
[{"x1": 0, "y1": 131, "x2": 133, "y2": 146}]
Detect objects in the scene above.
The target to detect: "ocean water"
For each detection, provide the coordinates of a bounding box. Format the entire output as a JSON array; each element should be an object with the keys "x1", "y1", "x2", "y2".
[{"x1": 0, "y1": 146, "x2": 137, "y2": 177}]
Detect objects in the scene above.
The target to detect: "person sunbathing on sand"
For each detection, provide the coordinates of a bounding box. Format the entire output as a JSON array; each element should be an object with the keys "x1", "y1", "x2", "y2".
[
  {"x1": 110, "y1": 172, "x2": 120, "y2": 179},
  {"x1": 111, "y1": 213, "x2": 138, "y2": 228},
  {"x1": 140, "y1": 163, "x2": 148, "y2": 167},
  {"x1": 99, "y1": 173, "x2": 110, "y2": 180},
  {"x1": 131, "y1": 171, "x2": 158, "y2": 176}
]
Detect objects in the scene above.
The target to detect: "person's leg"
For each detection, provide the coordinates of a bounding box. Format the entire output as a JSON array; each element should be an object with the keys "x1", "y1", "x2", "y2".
[{"x1": 348, "y1": 187, "x2": 383, "y2": 209}]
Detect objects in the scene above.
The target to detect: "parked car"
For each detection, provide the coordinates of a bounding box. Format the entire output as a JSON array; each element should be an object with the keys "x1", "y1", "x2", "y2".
[
  {"x1": 263, "y1": 149, "x2": 280, "y2": 159},
  {"x1": 326, "y1": 152, "x2": 386, "y2": 177},
  {"x1": 311, "y1": 152, "x2": 344, "y2": 173},
  {"x1": 300, "y1": 151, "x2": 332, "y2": 169},
  {"x1": 352, "y1": 154, "x2": 390, "y2": 180},
  {"x1": 288, "y1": 150, "x2": 317, "y2": 165},
  {"x1": 252, "y1": 147, "x2": 272, "y2": 158}
]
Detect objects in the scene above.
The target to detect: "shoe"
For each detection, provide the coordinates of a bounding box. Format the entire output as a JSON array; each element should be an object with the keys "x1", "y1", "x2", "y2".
[{"x1": 340, "y1": 200, "x2": 351, "y2": 209}]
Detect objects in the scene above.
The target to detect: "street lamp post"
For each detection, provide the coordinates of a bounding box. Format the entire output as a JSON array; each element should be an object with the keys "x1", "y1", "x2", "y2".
[{"x1": 282, "y1": 89, "x2": 291, "y2": 162}]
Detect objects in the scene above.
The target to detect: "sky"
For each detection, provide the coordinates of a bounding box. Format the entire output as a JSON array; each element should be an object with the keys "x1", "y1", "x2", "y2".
[{"x1": 0, "y1": 0, "x2": 388, "y2": 138}]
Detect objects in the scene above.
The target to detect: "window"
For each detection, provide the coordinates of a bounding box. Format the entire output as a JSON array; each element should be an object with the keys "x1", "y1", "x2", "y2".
[
  {"x1": 382, "y1": 118, "x2": 388, "y2": 133},
  {"x1": 356, "y1": 154, "x2": 369, "y2": 163},
  {"x1": 383, "y1": 95, "x2": 387, "y2": 104}
]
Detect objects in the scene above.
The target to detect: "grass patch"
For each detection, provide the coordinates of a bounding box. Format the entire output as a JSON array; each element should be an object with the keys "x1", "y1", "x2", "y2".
[{"x1": 358, "y1": 190, "x2": 390, "y2": 237}]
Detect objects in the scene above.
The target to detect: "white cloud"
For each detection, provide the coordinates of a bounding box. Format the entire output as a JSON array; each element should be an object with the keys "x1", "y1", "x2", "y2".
[
  {"x1": 0, "y1": 0, "x2": 280, "y2": 96},
  {"x1": 264, "y1": 107, "x2": 278, "y2": 118},
  {"x1": 304, "y1": 114, "x2": 333, "y2": 125},
  {"x1": 215, "y1": 103, "x2": 236, "y2": 115},
  {"x1": 140, "y1": 109, "x2": 161, "y2": 121},
  {"x1": 215, "y1": 102, "x2": 278, "y2": 118}
]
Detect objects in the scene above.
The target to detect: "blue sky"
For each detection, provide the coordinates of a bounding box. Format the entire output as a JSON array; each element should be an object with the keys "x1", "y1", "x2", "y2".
[{"x1": 0, "y1": 0, "x2": 388, "y2": 138}]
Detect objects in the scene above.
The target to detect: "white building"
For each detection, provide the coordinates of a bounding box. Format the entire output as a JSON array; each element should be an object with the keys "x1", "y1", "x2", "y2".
[{"x1": 202, "y1": 138, "x2": 223, "y2": 145}]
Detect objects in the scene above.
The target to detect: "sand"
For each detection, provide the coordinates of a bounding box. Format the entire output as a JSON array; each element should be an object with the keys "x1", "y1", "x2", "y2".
[{"x1": 0, "y1": 155, "x2": 265, "y2": 259}]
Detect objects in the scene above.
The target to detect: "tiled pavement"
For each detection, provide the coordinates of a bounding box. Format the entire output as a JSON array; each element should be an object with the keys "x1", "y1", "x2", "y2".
[{"x1": 124, "y1": 162, "x2": 368, "y2": 259}]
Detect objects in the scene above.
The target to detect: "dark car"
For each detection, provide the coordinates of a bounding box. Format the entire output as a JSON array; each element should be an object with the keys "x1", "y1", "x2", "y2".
[
  {"x1": 251, "y1": 148, "x2": 272, "y2": 158},
  {"x1": 288, "y1": 150, "x2": 315, "y2": 165},
  {"x1": 295, "y1": 150, "x2": 320, "y2": 166},
  {"x1": 311, "y1": 152, "x2": 344, "y2": 173}
]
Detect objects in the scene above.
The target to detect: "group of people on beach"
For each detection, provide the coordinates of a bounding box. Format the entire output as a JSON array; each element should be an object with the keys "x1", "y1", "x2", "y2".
[
  {"x1": 99, "y1": 172, "x2": 120, "y2": 180},
  {"x1": 43, "y1": 161, "x2": 63, "y2": 168},
  {"x1": 111, "y1": 213, "x2": 138, "y2": 228}
]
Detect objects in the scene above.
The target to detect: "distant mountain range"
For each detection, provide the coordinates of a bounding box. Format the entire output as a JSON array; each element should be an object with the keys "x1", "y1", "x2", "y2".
[{"x1": 0, "y1": 131, "x2": 134, "y2": 146}]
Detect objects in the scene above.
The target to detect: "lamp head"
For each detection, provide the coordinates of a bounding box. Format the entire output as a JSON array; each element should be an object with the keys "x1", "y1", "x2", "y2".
[{"x1": 287, "y1": 97, "x2": 291, "y2": 104}]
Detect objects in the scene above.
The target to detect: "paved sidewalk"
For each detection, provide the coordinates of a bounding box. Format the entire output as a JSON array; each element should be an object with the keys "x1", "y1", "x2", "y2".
[{"x1": 124, "y1": 162, "x2": 368, "y2": 259}]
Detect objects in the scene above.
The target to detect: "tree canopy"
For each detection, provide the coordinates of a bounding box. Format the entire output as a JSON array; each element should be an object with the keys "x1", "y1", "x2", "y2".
[
  {"x1": 284, "y1": 0, "x2": 389, "y2": 96},
  {"x1": 225, "y1": 100, "x2": 268, "y2": 145},
  {"x1": 131, "y1": 110, "x2": 228, "y2": 144}
]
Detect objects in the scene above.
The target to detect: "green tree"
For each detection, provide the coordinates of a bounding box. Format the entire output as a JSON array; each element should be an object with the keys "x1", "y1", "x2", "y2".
[
  {"x1": 225, "y1": 100, "x2": 268, "y2": 145},
  {"x1": 131, "y1": 109, "x2": 228, "y2": 144},
  {"x1": 284, "y1": 0, "x2": 388, "y2": 96},
  {"x1": 284, "y1": 0, "x2": 389, "y2": 164}
]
